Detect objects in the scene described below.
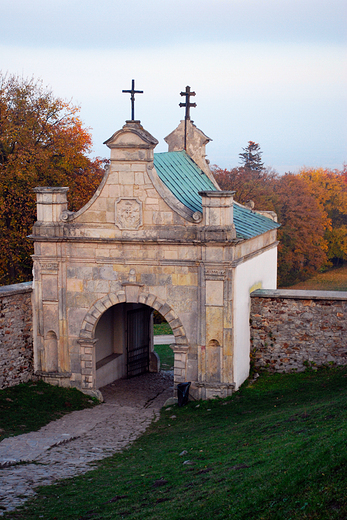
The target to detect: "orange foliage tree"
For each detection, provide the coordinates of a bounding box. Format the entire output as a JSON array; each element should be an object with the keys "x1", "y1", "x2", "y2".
[
  {"x1": 299, "y1": 167, "x2": 347, "y2": 265},
  {"x1": 0, "y1": 73, "x2": 106, "y2": 285},
  {"x1": 273, "y1": 174, "x2": 328, "y2": 285},
  {"x1": 214, "y1": 149, "x2": 331, "y2": 285},
  {"x1": 213, "y1": 166, "x2": 278, "y2": 211}
]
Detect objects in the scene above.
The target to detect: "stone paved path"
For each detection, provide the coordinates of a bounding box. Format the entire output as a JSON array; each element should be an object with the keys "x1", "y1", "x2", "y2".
[{"x1": 0, "y1": 371, "x2": 174, "y2": 515}]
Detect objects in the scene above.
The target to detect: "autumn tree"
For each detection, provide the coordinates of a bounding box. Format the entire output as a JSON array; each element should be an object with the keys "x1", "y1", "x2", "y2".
[
  {"x1": 0, "y1": 73, "x2": 105, "y2": 285},
  {"x1": 213, "y1": 165, "x2": 277, "y2": 210},
  {"x1": 299, "y1": 167, "x2": 347, "y2": 265},
  {"x1": 273, "y1": 174, "x2": 328, "y2": 286}
]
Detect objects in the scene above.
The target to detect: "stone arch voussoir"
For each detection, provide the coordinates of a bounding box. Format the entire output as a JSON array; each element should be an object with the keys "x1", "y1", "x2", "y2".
[{"x1": 79, "y1": 290, "x2": 188, "y2": 345}]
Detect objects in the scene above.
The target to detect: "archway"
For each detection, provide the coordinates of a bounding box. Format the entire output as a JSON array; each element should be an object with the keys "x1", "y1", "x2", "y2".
[
  {"x1": 79, "y1": 290, "x2": 188, "y2": 391},
  {"x1": 94, "y1": 302, "x2": 153, "y2": 388}
]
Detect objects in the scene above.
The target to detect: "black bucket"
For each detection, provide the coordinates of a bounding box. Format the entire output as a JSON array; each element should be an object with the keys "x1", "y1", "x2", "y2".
[{"x1": 177, "y1": 382, "x2": 191, "y2": 407}]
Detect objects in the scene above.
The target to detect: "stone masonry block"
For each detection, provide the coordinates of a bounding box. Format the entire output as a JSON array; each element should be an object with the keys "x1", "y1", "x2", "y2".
[
  {"x1": 81, "y1": 354, "x2": 93, "y2": 361},
  {"x1": 84, "y1": 314, "x2": 97, "y2": 325},
  {"x1": 141, "y1": 273, "x2": 156, "y2": 286},
  {"x1": 174, "y1": 353, "x2": 185, "y2": 363},
  {"x1": 135, "y1": 171, "x2": 144, "y2": 185},
  {"x1": 174, "y1": 336, "x2": 188, "y2": 345},
  {"x1": 94, "y1": 300, "x2": 107, "y2": 314},
  {"x1": 91, "y1": 308, "x2": 101, "y2": 319},
  {"x1": 146, "y1": 294, "x2": 156, "y2": 307},
  {"x1": 138, "y1": 293, "x2": 147, "y2": 305},
  {"x1": 151, "y1": 300, "x2": 163, "y2": 312},
  {"x1": 169, "y1": 318, "x2": 183, "y2": 330},
  {"x1": 79, "y1": 330, "x2": 92, "y2": 339},
  {"x1": 172, "y1": 326, "x2": 185, "y2": 337},
  {"x1": 159, "y1": 303, "x2": 171, "y2": 316},
  {"x1": 109, "y1": 293, "x2": 120, "y2": 306},
  {"x1": 84, "y1": 322, "x2": 94, "y2": 332},
  {"x1": 165, "y1": 311, "x2": 177, "y2": 323},
  {"x1": 101, "y1": 296, "x2": 113, "y2": 310},
  {"x1": 118, "y1": 291, "x2": 126, "y2": 303}
]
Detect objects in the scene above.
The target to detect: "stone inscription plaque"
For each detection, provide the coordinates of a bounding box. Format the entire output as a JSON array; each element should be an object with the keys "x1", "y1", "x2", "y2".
[{"x1": 115, "y1": 198, "x2": 142, "y2": 230}]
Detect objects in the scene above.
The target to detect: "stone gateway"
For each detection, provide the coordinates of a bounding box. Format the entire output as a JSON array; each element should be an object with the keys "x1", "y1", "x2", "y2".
[{"x1": 30, "y1": 114, "x2": 279, "y2": 400}]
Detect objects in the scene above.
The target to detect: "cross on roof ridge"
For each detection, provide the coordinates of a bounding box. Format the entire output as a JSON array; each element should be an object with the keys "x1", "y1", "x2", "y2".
[
  {"x1": 179, "y1": 85, "x2": 197, "y2": 121},
  {"x1": 122, "y1": 79, "x2": 143, "y2": 121}
]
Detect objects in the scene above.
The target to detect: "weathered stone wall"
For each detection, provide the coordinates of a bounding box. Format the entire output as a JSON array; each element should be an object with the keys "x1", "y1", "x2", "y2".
[
  {"x1": 251, "y1": 289, "x2": 347, "y2": 372},
  {"x1": 0, "y1": 282, "x2": 33, "y2": 389}
]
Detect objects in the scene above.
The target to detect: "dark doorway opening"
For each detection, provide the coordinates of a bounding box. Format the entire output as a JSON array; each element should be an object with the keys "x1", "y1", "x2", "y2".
[{"x1": 127, "y1": 305, "x2": 152, "y2": 378}]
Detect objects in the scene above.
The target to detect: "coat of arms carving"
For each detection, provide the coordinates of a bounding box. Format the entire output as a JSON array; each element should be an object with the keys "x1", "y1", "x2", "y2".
[{"x1": 115, "y1": 198, "x2": 142, "y2": 230}]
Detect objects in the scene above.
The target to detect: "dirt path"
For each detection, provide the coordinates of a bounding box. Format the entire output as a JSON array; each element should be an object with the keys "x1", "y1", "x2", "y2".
[{"x1": 0, "y1": 371, "x2": 173, "y2": 515}]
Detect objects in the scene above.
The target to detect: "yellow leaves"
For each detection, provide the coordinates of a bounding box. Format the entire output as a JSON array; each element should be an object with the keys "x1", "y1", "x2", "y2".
[
  {"x1": 325, "y1": 226, "x2": 347, "y2": 261},
  {"x1": 299, "y1": 167, "x2": 347, "y2": 264},
  {"x1": 299, "y1": 167, "x2": 347, "y2": 222}
]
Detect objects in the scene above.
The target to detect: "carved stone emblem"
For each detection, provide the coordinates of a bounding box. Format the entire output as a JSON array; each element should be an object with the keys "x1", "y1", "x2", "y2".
[{"x1": 115, "y1": 198, "x2": 142, "y2": 230}]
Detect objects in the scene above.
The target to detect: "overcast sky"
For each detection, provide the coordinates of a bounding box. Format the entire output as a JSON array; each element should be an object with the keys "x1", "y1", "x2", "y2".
[{"x1": 1, "y1": 0, "x2": 346, "y2": 173}]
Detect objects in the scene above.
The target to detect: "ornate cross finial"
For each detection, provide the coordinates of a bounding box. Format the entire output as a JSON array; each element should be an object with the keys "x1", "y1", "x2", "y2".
[
  {"x1": 179, "y1": 86, "x2": 196, "y2": 121},
  {"x1": 122, "y1": 79, "x2": 143, "y2": 121}
]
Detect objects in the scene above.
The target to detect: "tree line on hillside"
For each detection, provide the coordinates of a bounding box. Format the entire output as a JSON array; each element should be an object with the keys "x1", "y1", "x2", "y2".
[
  {"x1": 214, "y1": 142, "x2": 347, "y2": 286},
  {"x1": 0, "y1": 73, "x2": 346, "y2": 287}
]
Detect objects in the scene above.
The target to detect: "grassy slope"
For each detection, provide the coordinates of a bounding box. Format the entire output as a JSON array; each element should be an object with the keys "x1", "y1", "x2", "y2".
[
  {"x1": 5, "y1": 367, "x2": 347, "y2": 520},
  {"x1": 0, "y1": 381, "x2": 96, "y2": 441},
  {"x1": 281, "y1": 264, "x2": 347, "y2": 291}
]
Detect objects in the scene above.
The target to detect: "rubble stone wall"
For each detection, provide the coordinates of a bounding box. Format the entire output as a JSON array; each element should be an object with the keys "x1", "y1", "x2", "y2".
[
  {"x1": 0, "y1": 282, "x2": 34, "y2": 389},
  {"x1": 250, "y1": 289, "x2": 347, "y2": 373}
]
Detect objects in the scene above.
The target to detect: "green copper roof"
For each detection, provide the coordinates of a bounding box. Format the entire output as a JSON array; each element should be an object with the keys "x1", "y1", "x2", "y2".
[
  {"x1": 233, "y1": 203, "x2": 280, "y2": 239},
  {"x1": 153, "y1": 150, "x2": 280, "y2": 240},
  {"x1": 153, "y1": 151, "x2": 216, "y2": 213}
]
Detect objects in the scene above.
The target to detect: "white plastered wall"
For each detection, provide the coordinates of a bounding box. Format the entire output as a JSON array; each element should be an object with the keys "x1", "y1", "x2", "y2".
[{"x1": 233, "y1": 245, "x2": 277, "y2": 389}]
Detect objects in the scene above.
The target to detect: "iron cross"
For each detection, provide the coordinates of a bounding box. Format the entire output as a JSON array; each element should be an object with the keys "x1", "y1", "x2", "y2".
[
  {"x1": 122, "y1": 79, "x2": 143, "y2": 121},
  {"x1": 179, "y1": 85, "x2": 196, "y2": 120}
]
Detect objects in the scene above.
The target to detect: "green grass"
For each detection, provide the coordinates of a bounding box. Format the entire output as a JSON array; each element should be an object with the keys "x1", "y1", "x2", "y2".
[
  {"x1": 154, "y1": 344, "x2": 174, "y2": 370},
  {"x1": 153, "y1": 323, "x2": 173, "y2": 335},
  {"x1": 282, "y1": 264, "x2": 347, "y2": 291},
  {"x1": 0, "y1": 380, "x2": 97, "y2": 441},
  {"x1": 4, "y1": 367, "x2": 347, "y2": 519}
]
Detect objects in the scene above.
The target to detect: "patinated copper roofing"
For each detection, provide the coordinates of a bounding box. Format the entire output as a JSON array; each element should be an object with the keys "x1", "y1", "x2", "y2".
[{"x1": 153, "y1": 150, "x2": 280, "y2": 240}]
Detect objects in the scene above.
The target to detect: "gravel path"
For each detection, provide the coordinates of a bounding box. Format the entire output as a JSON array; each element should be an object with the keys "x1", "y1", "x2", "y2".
[{"x1": 0, "y1": 371, "x2": 174, "y2": 515}]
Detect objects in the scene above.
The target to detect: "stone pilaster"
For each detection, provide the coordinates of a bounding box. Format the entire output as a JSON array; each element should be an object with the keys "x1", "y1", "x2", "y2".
[
  {"x1": 170, "y1": 344, "x2": 189, "y2": 394},
  {"x1": 78, "y1": 338, "x2": 98, "y2": 391}
]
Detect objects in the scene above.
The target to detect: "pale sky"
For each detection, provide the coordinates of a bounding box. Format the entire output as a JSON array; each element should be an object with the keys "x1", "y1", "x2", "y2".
[{"x1": 1, "y1": 0, "x2": 346, "y2": 173}]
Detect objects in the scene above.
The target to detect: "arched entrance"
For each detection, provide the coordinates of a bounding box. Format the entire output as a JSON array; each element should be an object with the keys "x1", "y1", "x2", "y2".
[
  {"x1": 78, "y1": 290, "x2": 188, "y2": 392},
  {"x1": 94, "y1": 302, "x2": 153, "y2": 388}
]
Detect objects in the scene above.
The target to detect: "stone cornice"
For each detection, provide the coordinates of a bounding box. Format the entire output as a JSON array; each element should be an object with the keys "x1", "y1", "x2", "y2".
[{"x1": 251, "y1": 288, "x2": 347, "y2": 301}]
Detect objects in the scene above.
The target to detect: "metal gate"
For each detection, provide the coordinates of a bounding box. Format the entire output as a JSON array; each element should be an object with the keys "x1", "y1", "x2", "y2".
[{"x1": 127, "y1": 307, "x2": 150, "y2": 378}]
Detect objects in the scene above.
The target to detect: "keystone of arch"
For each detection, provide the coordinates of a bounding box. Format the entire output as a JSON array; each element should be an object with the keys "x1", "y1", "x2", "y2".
[{"x1": 79, "y1": 290, "x2": 188, "y2": 345}]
